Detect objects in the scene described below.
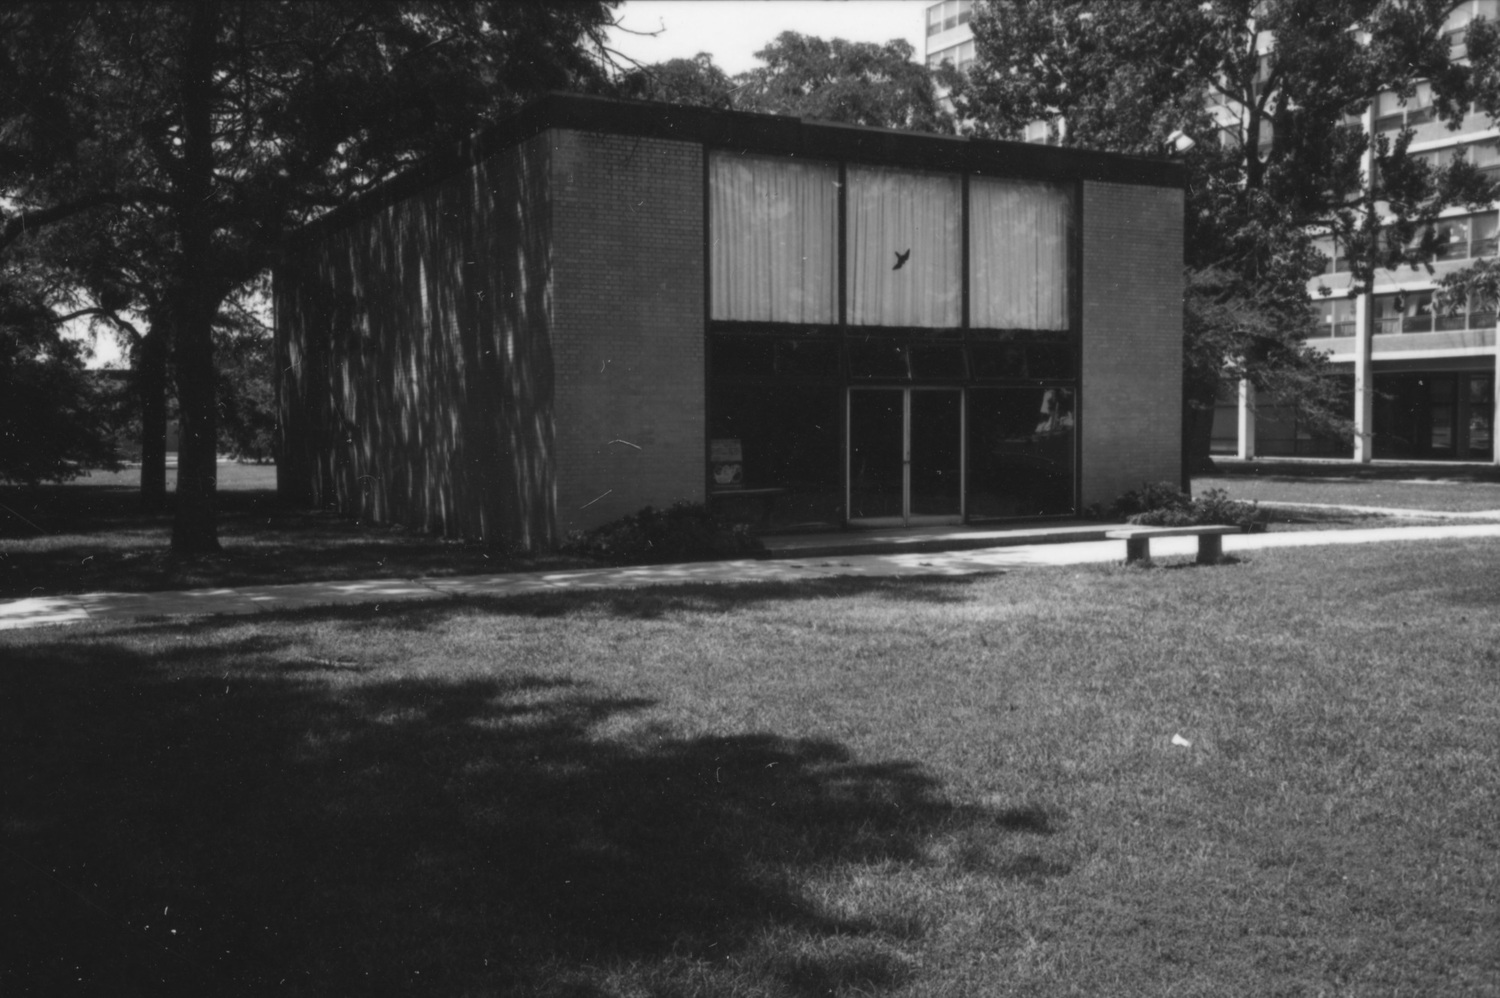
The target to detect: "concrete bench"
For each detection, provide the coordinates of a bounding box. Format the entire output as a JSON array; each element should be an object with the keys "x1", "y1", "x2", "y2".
[{"x1": 1105, "y1": 524, "x2": 1239, "y2": 565}]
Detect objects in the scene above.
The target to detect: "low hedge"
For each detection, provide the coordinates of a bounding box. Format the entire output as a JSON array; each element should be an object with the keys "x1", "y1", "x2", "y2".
[
  {"x1": 562, "y1": 501, "x2": 763, "y2": 564},
  {"x1": 1110, "y1": 481, "x2": 1267, "y2": 531}
]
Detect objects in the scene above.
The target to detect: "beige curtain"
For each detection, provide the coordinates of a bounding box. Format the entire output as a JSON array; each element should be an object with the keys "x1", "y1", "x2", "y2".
[
  {"x1": 969, "y1": 177, "x2": 1071, "y2": 330},
  {"x1": 710, "y1": 152, "x2": 839, "y2": 323},
  {"x1": 846, "y1": 165, "x2": 962, "y2": 327}
]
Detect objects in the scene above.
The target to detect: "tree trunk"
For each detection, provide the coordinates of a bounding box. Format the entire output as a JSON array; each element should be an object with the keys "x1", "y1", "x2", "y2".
[
  {"x1": 169, "y1": 1, "x2": 222, "y2": 556},
  {"x1": 137, "y1": 321, "x2": 169, "y2": 513},
  {"x1": 171, "y1": 294, "x2": 221, "y2": 554},
  {"x1": 1182, "y1": 382, "x2": 1219, "y2": 487}
]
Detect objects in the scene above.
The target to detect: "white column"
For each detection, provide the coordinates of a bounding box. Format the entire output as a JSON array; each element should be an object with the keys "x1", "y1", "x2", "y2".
[
  {"x1": 1236, "y1": 379, "x2": 1256, "y2": 459},
  {"x1": 1353, "y1": 288, "x2": 1375, "y2": 462},
  {"x1": 1353, "y1": 102, "x2": 1376, "y2": 464}
]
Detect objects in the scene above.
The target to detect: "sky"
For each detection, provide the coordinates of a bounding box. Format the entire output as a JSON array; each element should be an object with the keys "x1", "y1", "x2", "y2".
[
  {"x1": 74, "y1": 1, "x2": 932, "y2": 368},
  {"x1": 605, "y1": 0, "x2": 929, "y2": 75}
]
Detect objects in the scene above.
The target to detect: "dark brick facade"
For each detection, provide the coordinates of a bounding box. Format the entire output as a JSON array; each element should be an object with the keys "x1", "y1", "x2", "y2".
[
  {"x1": 276, "y1": 95, "x2": 1184, "y2": 546},
  {"x1": 548, "y1": 131, "x2": 706, "y2": 534},
  {"x1": 1079, "y1": 181, "x2": 1186, "y2": 505},
  {"x1": 276, "y1": 133, "x2": 558, "y2": 546}
]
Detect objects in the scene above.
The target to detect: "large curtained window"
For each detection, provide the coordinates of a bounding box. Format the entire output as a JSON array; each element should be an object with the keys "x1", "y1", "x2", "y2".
[
  {"x1": 969, "y1": 177, "x2": 1072, "y2": 330},
  {"x1": 847, "y1": 166, "x2": 962, "y2": 327},
  {"x1": 710, "y1": 152, "x2": 839, "y2": 323}
]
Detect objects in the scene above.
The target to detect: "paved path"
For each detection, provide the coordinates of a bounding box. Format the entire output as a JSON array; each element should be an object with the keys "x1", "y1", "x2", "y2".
[{"x1": 4, "y1": 523, "x2": 1500, "y2": 631}]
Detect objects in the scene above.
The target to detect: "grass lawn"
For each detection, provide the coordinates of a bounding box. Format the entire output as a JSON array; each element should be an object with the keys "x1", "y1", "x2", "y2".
[
  {"x1": 0, "y1": 462, "x2": 589, "y2": 599},
  {"x1": 4, "y1": 541, "x2": 1496, "y2": 996},
  {"x1": 8, "y1": 462, "x2": 1497, "y2": 601},
  {"x1": 1195, "y1": 474, "x2": 1500, "y2": 514}
]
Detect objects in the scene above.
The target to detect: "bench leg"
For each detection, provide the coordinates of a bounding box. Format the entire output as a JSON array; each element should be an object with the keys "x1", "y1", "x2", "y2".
[
  {"x1": 1196, "y1": 534, "x2": 1223, "y2": 565},
  {"x1": 1124, "y1": 537, "x2": 1151, "y2": 565}
]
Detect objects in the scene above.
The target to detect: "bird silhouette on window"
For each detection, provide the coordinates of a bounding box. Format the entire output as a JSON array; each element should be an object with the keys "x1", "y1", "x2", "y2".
[{"x1": 892, "y1": 249, "x2": 911, "y2": 270}]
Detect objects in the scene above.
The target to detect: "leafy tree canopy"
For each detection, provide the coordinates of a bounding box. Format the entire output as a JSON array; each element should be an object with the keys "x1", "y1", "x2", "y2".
[
  {"x1": 737, "y1": 32, "x2": 953, "y2": 131},
  {"x1": 617, "y1": 32, "x2": 955, "y2": 132},
  {"x1": 0, "y1": 254, "x2": 123, "y2": 485},
  {"x1": 949, "y1": 0, "x2": 1500, "y2": 459},
  {"x1": 1, "y1": 1, "x2": 617, "y2": 552}
]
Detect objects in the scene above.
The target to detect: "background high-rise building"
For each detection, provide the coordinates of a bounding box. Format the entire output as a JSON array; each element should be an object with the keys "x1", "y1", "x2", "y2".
[
  {"x1": 929, "y1": 1, "x2": 1500, "y2": 464},
  {"x1": 924, "y1": 0, "x2": 976, "y2": 74}
]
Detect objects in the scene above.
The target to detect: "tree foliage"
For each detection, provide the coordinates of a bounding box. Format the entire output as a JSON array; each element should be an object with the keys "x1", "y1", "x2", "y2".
[
  {"x1": 617, "y1": 32, "x2": 955, "y2": 132},
  {"x1": 616, "y1": 53, "x2": 739, "y2": 110},
  {"x1": 736, "y1": 33, "x2": 953, "y2": 131},
  {"x1": 0, "y1": 258, "x2": 122, "y2": 485},
  {"x1": 1, "y1": 1, "x2": 616, "y2": 552},
  {"x1": 949, "y1": 0, "x2": 1500, "y2": 462}
]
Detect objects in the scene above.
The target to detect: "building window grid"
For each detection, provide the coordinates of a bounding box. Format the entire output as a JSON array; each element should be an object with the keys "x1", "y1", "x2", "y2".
[
  {"x1": 1369, "y1": 289, "x2": 1497, "y2": 335},
  {"x1": 928, "y1": 39, "x2": 975, "y2": 71},
  {"x1": 709, "y1": 153, "x2": 1078, "y2": 383},
  {"x1": 927, "y1": 1, "x2": 972, "y2": 36}
]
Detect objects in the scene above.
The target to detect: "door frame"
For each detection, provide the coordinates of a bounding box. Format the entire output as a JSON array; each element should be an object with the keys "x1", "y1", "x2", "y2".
[{"x1": 846, "y1": 386, "x2": 965, "y2": 527}]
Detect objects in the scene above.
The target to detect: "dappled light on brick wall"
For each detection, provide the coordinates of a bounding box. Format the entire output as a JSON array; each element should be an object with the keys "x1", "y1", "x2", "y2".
[{"x1": 277, "y1": 134, "x2": 558, "y2": 549}]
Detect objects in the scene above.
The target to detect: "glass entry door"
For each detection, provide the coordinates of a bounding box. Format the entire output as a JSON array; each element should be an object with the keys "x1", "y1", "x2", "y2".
[{"x1": 847, "y1": 388, "x2": 963, "y2": 525}]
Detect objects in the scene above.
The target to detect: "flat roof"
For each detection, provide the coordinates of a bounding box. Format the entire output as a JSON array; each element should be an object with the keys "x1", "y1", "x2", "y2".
[{"x1": 298, "y1": 92, "x2": 1184, "y2": 243}]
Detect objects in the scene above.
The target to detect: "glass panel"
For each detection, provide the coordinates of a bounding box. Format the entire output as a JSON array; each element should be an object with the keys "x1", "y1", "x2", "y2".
[
  {"x1": 1407, "y1": 82, "x2": 1435, "y2": 124},
  {"x1": 710, "y1": 383, "x2": 843, "y2": 528},
  {"x1": 1430, "y1": 378, "x2": 1455, "y2": 454},
  {"x1": 1472, "y1": 212, "x2": 1498, "y2": 257},
  {"x1": 970, "y1": 340, "x2": 1030, "y2": 379},
  {"x1": 847, "y1": 337, "x2": 909, "y2": 379},
  {"x1": 1332, "y1": 298, "x2": 1357, "y2": 337},
  {"x1": 710, "y1": 152, "x2": 838, "y2": 323},
  {"x1": 1402, "y1": 291, "x2": 1434, "y2": 333},
  {"x1": 1431, "y1": 405, "x2": 1455, "y2": 450},
  {"x1": 1435, "y1": 297, "x2": 1468, "y2": 330},
  {"x1": 1373, "y1": 293, "x2": 1402, "y2": 335},
  {"x1": 909, "y1": 340, "x2": 967, "y2": 379},
  {"x1": 1374, "y1": 90, "x2": 1404, "y2": 131},
  {"x1": 849, "y1": 390, "x2": 905, "y2": 519},
  {"x1": 1468, "y1": 139, "x2": 1500, "y2": 175},
  {"x1": 968, "y1": 387, "x2": 1076, "y2": 518},
  {"x1": 1469, "y1": 376, "x2": 1493, "y2": 457},
  {"x1": 1313, "y1": 299, "x2": 1335, "y2": 335},
  {"x1": 909, "y1": 391, "x2": 962, "y2": 517},
  {"x1": 970, "y1": 176, "x2": 1072, "y2": 330},
  {"x1": 847, "y1": 166, "x2": 962, "y2": 327},
  {"x1": 711, "y1": 336, "x2": 776, "y2": 379},
  {"x1": 1469, "y1": 298, "x2": 1497, "y2": 328},
  {"x1": 1433, "y1": 217, "x2": 1471, "y2": 260},
  {"x1": 775, "y1": 338, "x2": 841, "y2": 378},
  {"x1": 1028, "y1": 341, "x2": 1076, "y2": 378},
  {"x1": 1313, "y1": 237, "x2": 1336, "y2": 274}
]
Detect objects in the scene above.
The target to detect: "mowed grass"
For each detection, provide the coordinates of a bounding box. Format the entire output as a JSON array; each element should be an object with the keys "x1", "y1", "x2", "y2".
[
  {"x1": 1195, "y1": 474, "x2": 1500, "y2": 513},
  {"x1": 6, "y1": 461, "x2": 1497, "y2": 600},
  {"x1": 4, "y1": 541, "x2": 1497, "y2": 997},
  {"x1": 0, "y1": 463, "x2": 585, "y2": 599}
]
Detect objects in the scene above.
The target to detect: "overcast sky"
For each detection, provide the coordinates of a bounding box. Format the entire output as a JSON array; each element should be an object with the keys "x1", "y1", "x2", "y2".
[{"x1": 606, "y1": 0, "x2": 929, "y2": 74}]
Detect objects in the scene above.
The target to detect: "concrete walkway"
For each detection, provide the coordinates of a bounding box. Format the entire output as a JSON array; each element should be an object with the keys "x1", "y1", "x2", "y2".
[{"x1": 4, "y1": 522, "x2": 1500, "y2": 631}]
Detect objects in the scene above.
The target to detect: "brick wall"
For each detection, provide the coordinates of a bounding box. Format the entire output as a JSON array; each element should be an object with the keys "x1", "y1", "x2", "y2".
[
  {"x1": 1079, "y1": 181, "x2": 1185, "y2": 505},
  {"x1": 547, "y1": 130, "x2": 706, "y2": 534},
  {"x1": 276, "y1": 133, "x2": 557, "y2": 547}
]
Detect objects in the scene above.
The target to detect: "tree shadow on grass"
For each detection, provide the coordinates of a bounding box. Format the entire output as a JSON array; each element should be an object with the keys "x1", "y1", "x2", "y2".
[{"x1": 2, "y1": 607, "x2": 1037, "y2": 997}]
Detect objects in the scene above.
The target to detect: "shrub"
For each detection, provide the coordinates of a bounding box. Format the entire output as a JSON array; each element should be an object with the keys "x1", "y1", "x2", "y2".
[
  {"x1": 1112, "y1": 481, "x2": 1267, "y2": 531},
  {"x1": 562, "y1": 501, "x2": 764, "y2": 564},
  {"x1": 1110, "y1": 481, "x2": 1193, "y2": 519}
]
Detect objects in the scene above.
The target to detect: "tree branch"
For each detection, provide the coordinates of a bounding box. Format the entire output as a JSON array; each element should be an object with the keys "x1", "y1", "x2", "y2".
[{"x1": 0, "y1": 188, "x2": 169, "y2": 254}]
